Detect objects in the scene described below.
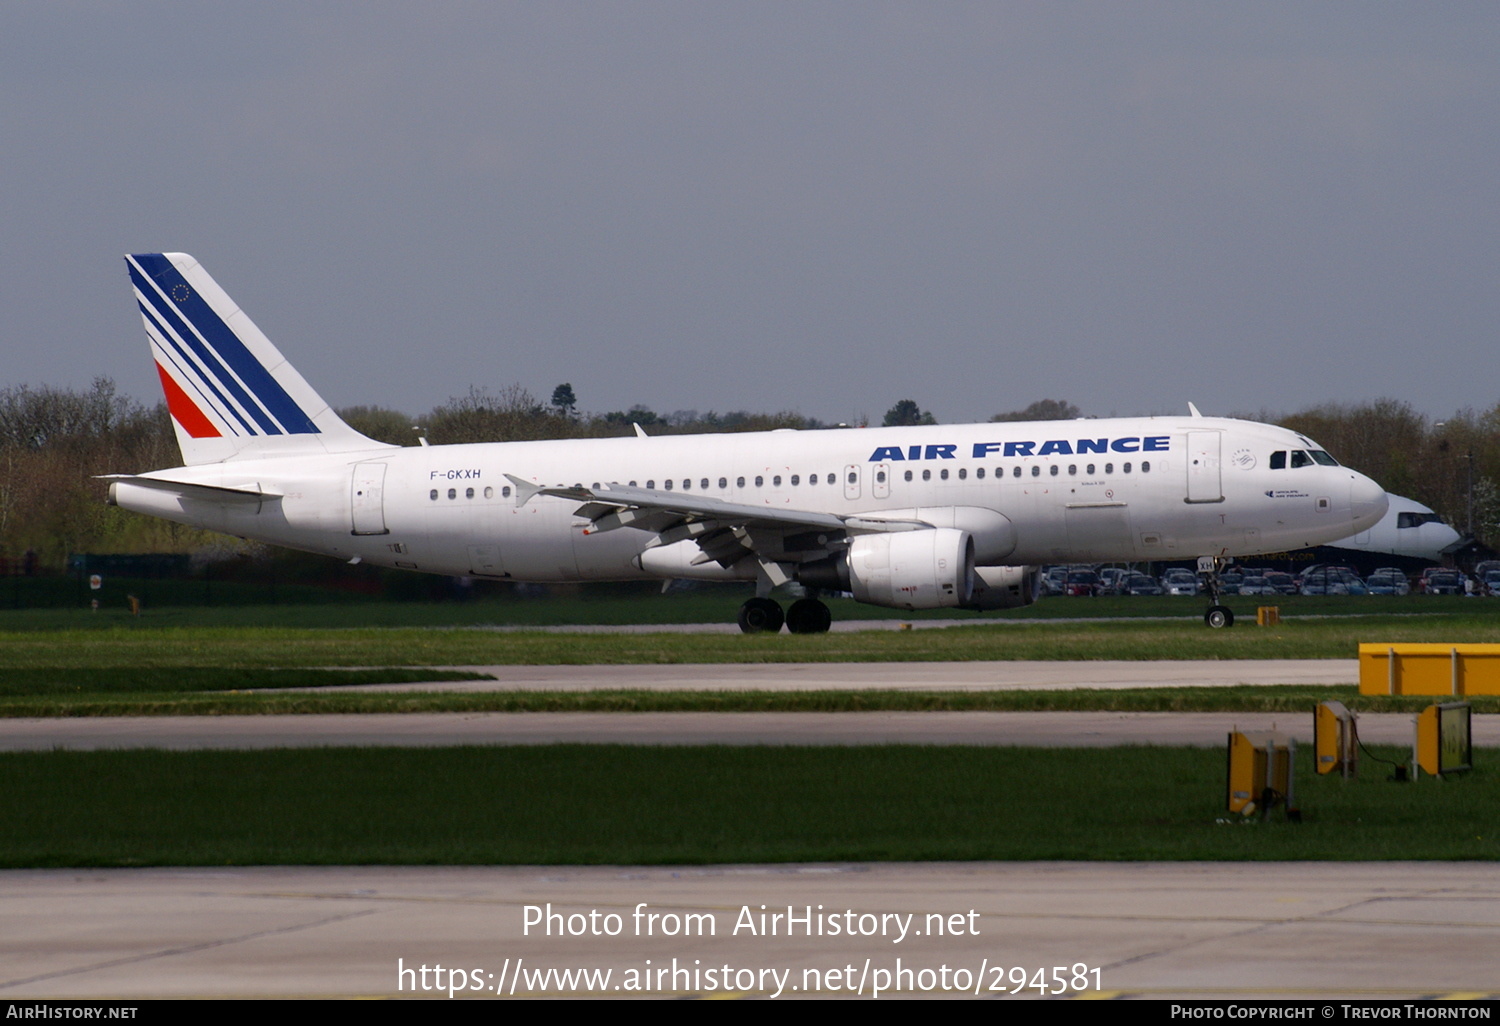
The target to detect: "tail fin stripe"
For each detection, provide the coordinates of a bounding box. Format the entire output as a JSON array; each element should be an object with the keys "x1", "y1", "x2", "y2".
[
  {"x1": 128, "y1": 255, "x2": 319, "y2": 435},
  {"x1": 136, "y1": 295, "x2": 259, "y2": 437},
  {"x1": 153, "y1": 361, "x2": 221, "y2": 438},
  {"x1": 129, "y1": 262, "x2": 282, "y2": 435}
]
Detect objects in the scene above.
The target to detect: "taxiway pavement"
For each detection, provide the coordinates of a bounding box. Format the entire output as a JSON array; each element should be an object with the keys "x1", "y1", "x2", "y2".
[{"x1": 4, "y1": 862, "x2": 1498, "y2": 1000}]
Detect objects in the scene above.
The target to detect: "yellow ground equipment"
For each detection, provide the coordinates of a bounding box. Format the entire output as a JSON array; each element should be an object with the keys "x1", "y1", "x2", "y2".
[
  {"x1": 1359, "y1": 644, "x2": 1500, "y2": 696},
  {"x1": 1314, "y1": 700, "x2": 1357, "y2": 778},
  {"x1": 1226, "y1": 731, "x2": 1298, "y2": 820},
  {"x1": 1415, "y1": 702, "x2": 1472, "y2": 778}
]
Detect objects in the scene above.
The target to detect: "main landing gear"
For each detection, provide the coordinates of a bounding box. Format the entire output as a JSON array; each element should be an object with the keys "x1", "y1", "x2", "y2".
[
  {"x1": 1198, "y1": 555, "x2": 1235, "y2": 629},
  {"x1": 737, "y1": 596, "x2": 832, "y2": 634}
]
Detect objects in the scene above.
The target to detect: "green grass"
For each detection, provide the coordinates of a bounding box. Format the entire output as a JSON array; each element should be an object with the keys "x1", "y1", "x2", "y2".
[
  {"x1": 2, "y1": 744, "x2": 1493, "y2": 867},
  {"x1": 2, "y1": 583, "x2": 1495, "y2": 629},
  {"x1": 3, "y1": 611, "x2": 1499, "y2": 670},
  {"x1": 5, "y1": 685, "x2": 1497, "y2": 719}
]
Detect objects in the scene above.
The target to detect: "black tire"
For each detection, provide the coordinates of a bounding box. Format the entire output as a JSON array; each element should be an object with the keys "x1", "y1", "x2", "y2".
[
  {"x1": 785, "y1": 598, "x2": 832, "y2": 634},
  {"x1": 737, "y1": 597, "x2": 785, "y2": 634},
  {"x1": 1204, "y1": 605, "x2": 1234, "y2": 629}
]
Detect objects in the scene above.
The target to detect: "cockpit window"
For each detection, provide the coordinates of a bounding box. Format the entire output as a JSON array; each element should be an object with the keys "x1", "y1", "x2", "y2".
[
  {"x1": 1309, "y1": 450, "x2": 1339, "y2": 466},
  {"x1": 1289, "y1": 450, "x2": 1313, "y2": 468},
  {"x1": 1397, "y1": 511, "x2": 1445, "y2": 529},
  {"x1": 1270, "y1": 451, "x2": 1286, "y2": 470}
]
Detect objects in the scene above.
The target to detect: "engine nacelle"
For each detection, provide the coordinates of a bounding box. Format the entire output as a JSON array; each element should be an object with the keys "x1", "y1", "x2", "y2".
[
  {"x1": 842, "y1": 528, "x2": 976, "y2": 610},
  {"x1": 959, "y1": 565, "x2": 1040, "y2": 611}
]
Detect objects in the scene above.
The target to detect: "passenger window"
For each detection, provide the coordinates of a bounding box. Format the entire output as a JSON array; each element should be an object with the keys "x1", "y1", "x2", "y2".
[
  {"x1": 466, "y1": 487, "x2": 475, "y2": 499},
  {"x1": 701, "y1": 478, "x2": 709, "y2": 490},
  {"x1": 429, "y1": 489, "x2": 438, "y2": 501},
  {"x1": 922, "y1": 469, "x2": 932, "y2": 481},
  {"x1": 1141, "y1": 461, "x2": 1150, "y2": 473},
  {"x1": 447, "y1": 488, "x2": 456, "y2": 499},
  {"x1": 484, "y1": 486, "x2": 494, "y2": 499},
  {"x1": 1123, "y1": 462, "x2": 1132, "y2": 473},
  {"x1": 664, "y1": 480, "x2": 673, "y2": 490},
  {"x1": 502, "y1": 486, "x2": 511, "y2": 498},
  {"x1": 647, "y1": 480, "x2": 656, "y2": 489},
  {"x1": 958, "y1": 468, "x2": 967, "y2": 480},
  {"x1": 904, "y1": 470, "x2": 913, "y2": 482},
  {"x1": 1086, "y1": 464, "x2": 1095, "y2": 475},
  {"x1": 1049, "y1": 465, "x2": 1058, "y2": 477},
  {"x1": 976, "y1": 468, "x2": 985, "y2": 480},
  {"x1": 755, "y1": 476, "x2": 763, "y2": 487},
  {"x1": 847, "y1": 471, "x2": 856, "y2": 485},
  {"x1": 682, "y1": 479, "x2": 690, "y2": 490},
  {"x1": 940, "y1": 469, "x2": 949, "y2": 480},
  {"x1": 1030, "y1": 466, "x2": 1040, "y2": 477},
  {"x1": 876, "y1": 471, "x2": 886, "y2": 483},
  {"x1": 736, "y1": 477, "x2": 744, "y2": 488},
  {"x1": 809, "y1": 474, "x2": 817, "y2": 486},
  {"x1": 1270, "y1": 451, "x2": 1286, "y2": 470},
  {"x1": 1104, "y1": 463, "x2": 1113, "y2": 474},
  {"x1": 1012, "y1": 467, "x2": 1020, "y2": 478},
  {"x1": 791, "y1": 474, "x2": 800, "y2": 486},
  {"x1": 718, "y1": 477, "x2": 727, "y2": 489},
  {"x1": 1067, "y1": 464, "x2": 1076, "y2": 476},
  {"x1": 773, "y1": 475, "x2": 782, "y2": 486}
]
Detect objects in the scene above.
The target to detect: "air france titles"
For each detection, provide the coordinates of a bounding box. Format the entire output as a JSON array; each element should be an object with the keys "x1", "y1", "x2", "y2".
[{"x1": 867, "y1": 437, "x2": 1171, "y2": 462}]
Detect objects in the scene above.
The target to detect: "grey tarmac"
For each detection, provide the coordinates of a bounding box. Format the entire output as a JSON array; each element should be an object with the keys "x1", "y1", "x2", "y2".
[
  {"x1": 2, "y1": 862, "x2": 1498, "y2": 1000},
  {"x1": 1, "y1": 709, "x2": 1489, "y2": 751},
  {"x1": 346, "y1": 658, "x2": 1360, "y2": 692}
]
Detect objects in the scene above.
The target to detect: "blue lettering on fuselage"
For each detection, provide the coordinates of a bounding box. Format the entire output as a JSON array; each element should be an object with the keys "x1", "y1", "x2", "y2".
[{"x1": 866, "y1": 436, "x2": 1171, "y2": 462}]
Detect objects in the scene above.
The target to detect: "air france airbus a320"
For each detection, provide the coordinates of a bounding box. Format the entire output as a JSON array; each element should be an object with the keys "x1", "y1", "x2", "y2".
[{"x1": 106, "y1": 253, "x2": 1388, "y2": 632}]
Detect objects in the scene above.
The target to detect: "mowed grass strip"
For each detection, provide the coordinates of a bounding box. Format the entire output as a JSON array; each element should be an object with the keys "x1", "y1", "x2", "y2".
[
  {"x1": 3, "y1": 745, "x2": 1497, "y2": 867},
  {"x1": 4, "y1": 686, "x2": 1497, "y2": 719},
  {"x1": 3, "y1": 610, "x2": 1500, "y2": 670},
  {"x1": 0, "y1": 668, "x2": 490, "y2": 698}
]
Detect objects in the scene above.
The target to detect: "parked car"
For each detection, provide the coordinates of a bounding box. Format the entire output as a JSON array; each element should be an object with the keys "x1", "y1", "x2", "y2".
[
  {"x1": 1160, "y1": 569, "x2": 1199, "y2": 596},
  {"x1": 1365, "y1": 570, "x2": 1411, "y2": 596},
  {"x1": 1237, "y1": 574, "x2": 1274, "y2": 596},
  {"x1": 1064, "y1": 569, "x2": 1103, "y2": 597},
  {"x1": 1122, "y1": 572, "x2": 1164, "y2": 596},
  {"x1": 1421, "y1": 570, "x2": 1465, "y2": 596}
]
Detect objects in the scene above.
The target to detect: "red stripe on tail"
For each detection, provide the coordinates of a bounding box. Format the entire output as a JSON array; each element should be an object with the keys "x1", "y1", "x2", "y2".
[{"x1": 155, "y1": 362, "x2": 221, "y2": 438}]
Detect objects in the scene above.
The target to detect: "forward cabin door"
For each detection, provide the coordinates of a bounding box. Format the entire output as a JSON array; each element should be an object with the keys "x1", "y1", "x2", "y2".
[
  {"x1": 351, "y1": 463, "x2": 390, "y2": 535},
  {"x1": 1184, "y1": 431, "x2": 1223, "y2": 504}
]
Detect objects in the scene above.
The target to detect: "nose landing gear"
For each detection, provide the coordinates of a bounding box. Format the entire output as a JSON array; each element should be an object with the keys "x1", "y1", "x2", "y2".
[{"x1": 1198, "y1": 555, "x2": 1235, "y2": 629}]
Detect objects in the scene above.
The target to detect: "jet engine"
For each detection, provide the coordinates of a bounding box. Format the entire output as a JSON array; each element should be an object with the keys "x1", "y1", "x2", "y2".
[
  {"x1": 959, "y1": 565, "x2": 1040, "y2": 610},
  {"x1": 798, "y1": 527, "x2": 975, "y2": 610}
]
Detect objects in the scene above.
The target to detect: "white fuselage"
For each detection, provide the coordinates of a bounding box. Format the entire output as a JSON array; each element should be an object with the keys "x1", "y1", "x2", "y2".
[{"x1": 112, "y1": 415, "x2": 1388, "y2": 583}]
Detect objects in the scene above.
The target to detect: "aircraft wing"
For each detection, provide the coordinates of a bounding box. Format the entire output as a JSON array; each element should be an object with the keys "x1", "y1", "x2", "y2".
[{"x1": 506, "y1": 475, "x2": 931, "y2": 574}]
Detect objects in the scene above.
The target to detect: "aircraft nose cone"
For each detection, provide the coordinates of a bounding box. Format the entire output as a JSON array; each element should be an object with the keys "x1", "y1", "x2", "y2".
[{"x1": 1349, "y1": 473, "x2": 1387, "y2": 531}]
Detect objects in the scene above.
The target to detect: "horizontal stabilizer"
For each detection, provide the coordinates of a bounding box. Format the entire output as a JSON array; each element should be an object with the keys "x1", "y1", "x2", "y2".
[{"x1": 99, "y1": 474, "x2": 280, "y2": 505}]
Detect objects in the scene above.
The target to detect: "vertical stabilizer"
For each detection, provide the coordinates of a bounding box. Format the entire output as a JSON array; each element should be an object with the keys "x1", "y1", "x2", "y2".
[{"x1": 126, "y1": 252, "x2": 393, "y2": 464}]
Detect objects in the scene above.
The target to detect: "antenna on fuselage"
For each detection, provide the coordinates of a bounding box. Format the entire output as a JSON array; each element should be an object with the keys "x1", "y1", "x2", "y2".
[{"x1": 1188, "y1": 402, "x2": 1203, "y2": 418}]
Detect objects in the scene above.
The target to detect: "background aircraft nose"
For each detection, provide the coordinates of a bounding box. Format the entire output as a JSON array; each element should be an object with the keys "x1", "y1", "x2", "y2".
[{"x1": 1349, "y1": 473, "x2": 1388, "y2": 530}]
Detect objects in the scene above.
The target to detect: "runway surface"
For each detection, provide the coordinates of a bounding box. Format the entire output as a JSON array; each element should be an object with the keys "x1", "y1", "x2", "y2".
[
  {"x1": 346, "y1": 658, "x2": 1360, "y2": 692},
  {"x1": 3, "y1": 709, "x2": 1486, "y2": 751},
  {"x1": 4, "y1": 862, "x2": 1498, "y2": 1000}
]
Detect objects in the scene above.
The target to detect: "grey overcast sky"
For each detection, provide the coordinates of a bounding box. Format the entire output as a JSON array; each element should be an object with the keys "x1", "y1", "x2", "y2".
[{"x1": 3, "y1": 2, "x2": 1497, "y2": 426}]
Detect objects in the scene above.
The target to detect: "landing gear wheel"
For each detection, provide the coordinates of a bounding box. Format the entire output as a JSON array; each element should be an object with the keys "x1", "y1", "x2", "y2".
[
  {"x1": 737, "y1": 597, "x2": 785, "y2": 634},
  {"x1": 1204, "y1": 605, "x2": 1234, "y2": 629},
  {"x1": 785, "y1": 598, "x2": 832, "y2": 634}
]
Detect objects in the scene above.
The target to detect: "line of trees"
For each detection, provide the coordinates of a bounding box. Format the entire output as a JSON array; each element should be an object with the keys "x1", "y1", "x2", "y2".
[{"x1": 2, "y1": 380, "x2": 1496, "y2": 568}]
